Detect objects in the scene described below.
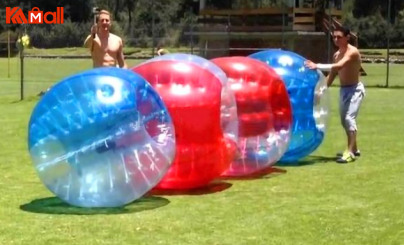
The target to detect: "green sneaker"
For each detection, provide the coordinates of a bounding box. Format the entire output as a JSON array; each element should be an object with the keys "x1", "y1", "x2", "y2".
[
  {"x1": 336, "y1": 151, "x2": 356, "y2": 164},
  {"x1": 336, "y1": 150, "x2": 360, "y2": 158}
]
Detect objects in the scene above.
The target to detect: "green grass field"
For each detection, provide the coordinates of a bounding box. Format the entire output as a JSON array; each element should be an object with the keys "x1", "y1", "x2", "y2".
[
  {"x1": 0, "y1": 55, "x2": 402, "y2": 100},
  {"x1": 0, "y1": 57, "x2": 404, "y2": 244},
  {"x1": 0, "y1": 57, "x2": 145, "y2": 99}
]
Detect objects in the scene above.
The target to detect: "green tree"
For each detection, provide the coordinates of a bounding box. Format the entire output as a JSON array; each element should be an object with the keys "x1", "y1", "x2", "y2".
[{"x1": 352, "y1": 0, "x2": 404, "y2": 23}]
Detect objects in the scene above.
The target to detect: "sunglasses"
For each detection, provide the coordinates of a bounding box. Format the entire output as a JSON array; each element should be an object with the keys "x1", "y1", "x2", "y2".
[{"x1": 333, "y1": 35, "x2": 345, "y2": 39}]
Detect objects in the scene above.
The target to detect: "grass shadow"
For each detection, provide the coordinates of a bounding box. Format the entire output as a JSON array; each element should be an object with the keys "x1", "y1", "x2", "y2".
[
  {"x1": 331, "y1": 85, "x2": 404, "y2": 90},
  {"x1": 10, "y1": 99, "x2": 26, "y2": 104},
  {"x1": 277, "y1": 155, "x2": 337, "y2": 167},
  {"x1": 148, "y1": 181, "x2": 232, "y2": 196},
  {"x1": 20, "y1": 196, "x2": 169, "y2": 215},
  {"x1": 219, "y1": 166, "x2": 287, "y2": 181},
  {"x1": 10, "y1": 95, "x2": 39, "y2": 104},
  {"x1": 370, "y1": 85, "x2": 404, "y2": 90}
]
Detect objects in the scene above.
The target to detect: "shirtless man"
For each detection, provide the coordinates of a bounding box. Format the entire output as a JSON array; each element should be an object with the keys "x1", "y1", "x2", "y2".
[
  {"x1": 84, "y1": 10, "x2": 127, "y2": 68},
  {"x1": 156, "y1": 45, "x2": 169, "y2": 56},
  {"x1": 305, "y1": 26, "x2": 365, "y2": 163}
]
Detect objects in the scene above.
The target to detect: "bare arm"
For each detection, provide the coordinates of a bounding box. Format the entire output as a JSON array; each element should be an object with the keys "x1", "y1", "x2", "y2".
[
  {"x1": 117, "y1": 39, "x2": 127, "y2": 68},
  {"x1": 305, "y1": 49, "x2": 358, "y2": 71},
  {"x1": 84, "y1": 35, "x2": 93, "y2": 48},
  {"x1": 326, "y1": 69, "x2": 338, "y2": 87},
  {"x1": 84, "y1": 24, "x2": 97, "y2": 49},
  {"x1": 305, "y1": 53, "x2": 338, "y2": 87},
  {"x1": 331, "y1": 50, "x2": 359, "y2": 70}
]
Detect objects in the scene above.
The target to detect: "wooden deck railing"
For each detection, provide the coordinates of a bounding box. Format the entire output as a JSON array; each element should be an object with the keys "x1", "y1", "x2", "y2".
[{"x1": 199, "y1": 7, "x2": 342, "y2": 32}]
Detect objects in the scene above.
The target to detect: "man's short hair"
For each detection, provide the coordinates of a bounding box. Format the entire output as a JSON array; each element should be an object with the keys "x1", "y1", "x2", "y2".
[
  {"x1": 334, "y1": 26, "x2": 350, "y2": 37},
  {"x1": 96, "y1": 10, "x2": 112, "y2": 21}
]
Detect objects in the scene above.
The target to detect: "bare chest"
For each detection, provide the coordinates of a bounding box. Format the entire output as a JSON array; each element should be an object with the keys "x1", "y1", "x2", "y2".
[
  {"x1": 335, "y1": 52, "x2": 345, "y2": 63},
  {"x1": 335, "y1": 52, "x2": 360, "y2": 70},
  {"x1": 94, "y1": 37, "x2": 120, "y2": 54}
]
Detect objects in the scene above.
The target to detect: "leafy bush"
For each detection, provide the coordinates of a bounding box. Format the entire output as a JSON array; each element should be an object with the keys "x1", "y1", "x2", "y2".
[
  {"x1": 345, "y1": 11, "x2": 404, "y2": 48},
  {"x1": 28, "y1": 20, "x2": 87, "y2": 48},
  {"x1": 0, "y1": 30, "x2": 19, "y2": 56},
  {"x1": 27, "y1": 19, "x2": 126, "y2": 48}
]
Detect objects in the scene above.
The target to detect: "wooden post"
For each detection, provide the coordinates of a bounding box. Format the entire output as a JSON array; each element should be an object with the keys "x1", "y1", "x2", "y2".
[
  {"x1": 200, "y1": 0, "x2": 206, "y2": 10},
  {"x1": 327, "y1": 0, "x2": 332, "y2": 63}
]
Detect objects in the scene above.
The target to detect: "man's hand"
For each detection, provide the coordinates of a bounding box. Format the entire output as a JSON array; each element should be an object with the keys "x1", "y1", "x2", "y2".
[
  {"x1": 91, "y1": 24, "x2": 97, "y2": 38},
  {"x1": 304, "y1": 60, "x2": 317, "y2": 70}
]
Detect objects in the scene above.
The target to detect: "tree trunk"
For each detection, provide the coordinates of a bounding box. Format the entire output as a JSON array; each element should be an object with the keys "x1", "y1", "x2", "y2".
[{"x1": 114, "y1": 0, "x2": 120, "y2": 21}]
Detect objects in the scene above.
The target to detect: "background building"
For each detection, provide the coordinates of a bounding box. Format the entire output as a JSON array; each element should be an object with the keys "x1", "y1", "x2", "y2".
[{"x1": 196, "y1": 0, "x2": 344, "y2": 62}]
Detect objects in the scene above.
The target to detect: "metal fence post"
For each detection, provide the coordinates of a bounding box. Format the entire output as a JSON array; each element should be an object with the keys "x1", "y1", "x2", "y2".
[
  {"x1": 151, "y1": 0, "x2": 156, "y2": 57},
  {"x1": 8, "y1": 29, "x2": 11, "y2": 78},
  {"x1": 190, "y1": 7, "x2": 194, "y2": 54},
  {"x1": 386, "y1": 0, "x2": 391, "y2": 88},
  {"x1": 20, "y1": 39, "x2": 24, "y2": 101}
]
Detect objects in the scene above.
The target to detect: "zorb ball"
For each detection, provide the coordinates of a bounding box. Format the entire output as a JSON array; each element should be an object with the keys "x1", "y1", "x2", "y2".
[
  {"x1": 250, "y1": 49, "x2": 330, "y2": 163},
  {"x1": 133, "y1": 54, "x2": 238, "y2": 189},
  {"x1": 150, "y1": 53, "x2": 238, "y2": 142},
  {"x1": 211, "y1": 57, "x2": 292, "y2": 176},
  {"x1": 28, "y1": 68, "x2": 175, "y2": 207}
]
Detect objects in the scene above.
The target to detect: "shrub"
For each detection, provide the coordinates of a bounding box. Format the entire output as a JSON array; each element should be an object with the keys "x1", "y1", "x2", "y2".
[
  {"x1": 345, "y1": 12, "x2": 404, "y2": 48},
  {"x1": 0, "y1": 30, "x2": 19, "y2": 56},
  {"x1": 27, "y1": 19, "x2": 126, "y2": 48}
]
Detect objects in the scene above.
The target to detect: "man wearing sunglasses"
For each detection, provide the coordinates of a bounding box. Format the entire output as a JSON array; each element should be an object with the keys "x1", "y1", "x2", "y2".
[{"x1": 305, "y1": 26, "x2": 365, "y2": 164}]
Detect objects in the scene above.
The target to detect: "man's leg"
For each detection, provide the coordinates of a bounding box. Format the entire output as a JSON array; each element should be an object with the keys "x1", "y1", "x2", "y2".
[
  {"x1": 347, "y1": 130, "x2": 357, "y2": 153},
  {"x1": 337, "y1": 84, "x2": 363, "y2": 163},
  {"x1": 339, "y1": 84, "x2": 364, "y2": 162},
  {"x1": 346, "y1": 84, "x2": 364, "y2": 153},
  {"x1": 339, "y1": 88, "x2": 351, "y2": 152}
]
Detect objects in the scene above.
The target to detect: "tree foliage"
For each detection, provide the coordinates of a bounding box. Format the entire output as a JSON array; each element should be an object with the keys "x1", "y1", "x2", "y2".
[
  {"x1": 1, "y1": 0, "x2": 404, "y2": 48},
  {"x1": 344, "y1": 0, "x2": 404, "y2": 48}
]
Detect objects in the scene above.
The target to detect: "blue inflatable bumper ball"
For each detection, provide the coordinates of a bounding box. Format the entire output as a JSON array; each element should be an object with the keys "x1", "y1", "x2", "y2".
[{"x1": 250, "y1": 49, "x2": 330, "y2": 163}]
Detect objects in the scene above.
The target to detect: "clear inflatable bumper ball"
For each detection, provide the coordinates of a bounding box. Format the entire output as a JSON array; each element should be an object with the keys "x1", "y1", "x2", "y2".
[{"x1": 28, "y1": 68, "x2": 175, "y2": 207}]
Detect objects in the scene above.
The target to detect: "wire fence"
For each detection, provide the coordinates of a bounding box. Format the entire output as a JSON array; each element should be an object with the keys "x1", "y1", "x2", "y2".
[
  {"x1": 0, "y1": 23, "x2": 403, "y2": 101},
  {"x1": 1, "y1": 55, "x2": 402, "y2": 102}
]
